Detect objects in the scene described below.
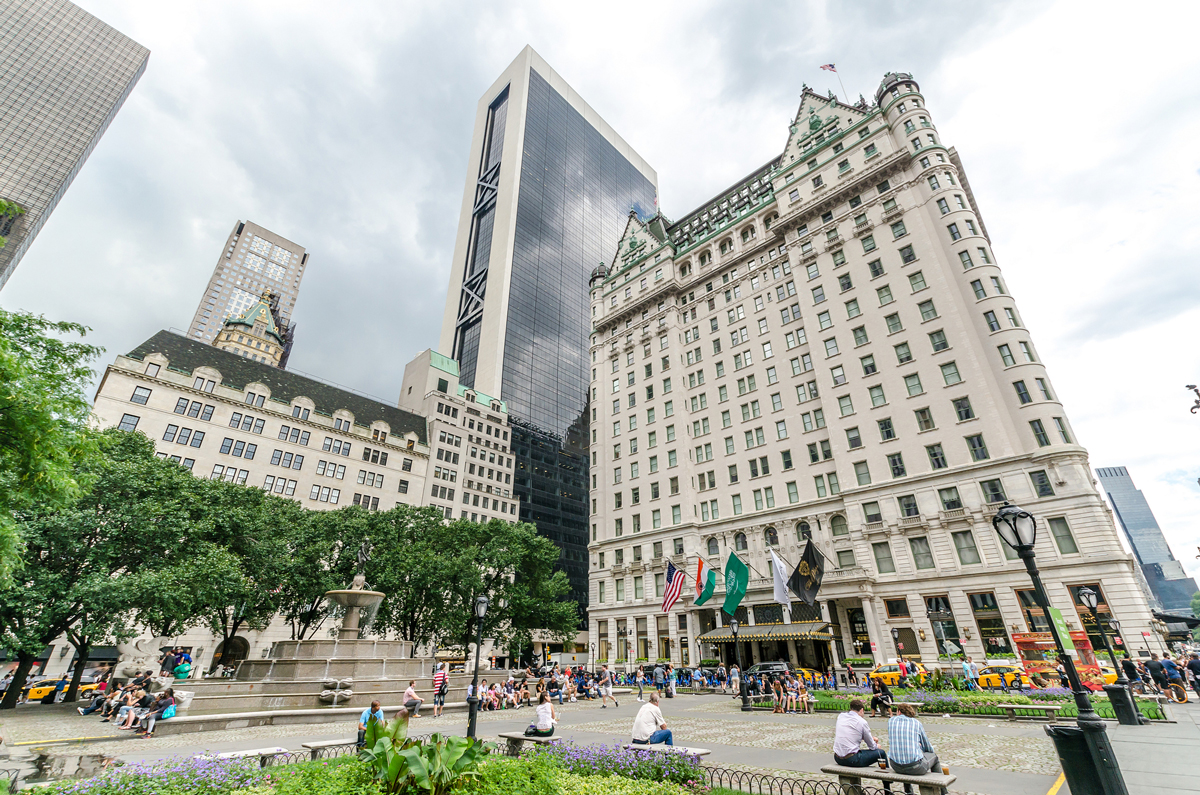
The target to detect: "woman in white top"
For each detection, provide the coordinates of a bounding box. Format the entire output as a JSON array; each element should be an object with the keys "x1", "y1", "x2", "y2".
[
  {"x1": 524, "y1": 690, "x2": 556, "y2": 737},
  {"x1": 729, "y1": 664, "x2": 740, "y2": 700}
]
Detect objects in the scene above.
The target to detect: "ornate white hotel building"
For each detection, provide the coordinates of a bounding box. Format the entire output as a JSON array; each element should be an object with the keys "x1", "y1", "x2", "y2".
[{"x1": 586, "y1": 73, "x2": 1154, "y2": 672}]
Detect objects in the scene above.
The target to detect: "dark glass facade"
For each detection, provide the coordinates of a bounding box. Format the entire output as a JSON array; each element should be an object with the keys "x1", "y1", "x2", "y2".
[{"x1": 503, "y1": 69, "x2": 656, "y2": 608}]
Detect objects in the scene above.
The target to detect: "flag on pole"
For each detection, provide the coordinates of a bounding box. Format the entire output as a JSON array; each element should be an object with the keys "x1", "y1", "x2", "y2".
[
  {"x1": 769, "y1": 550, "x2": 790, "y2": 607},
  {"x1": 661, "y1": 561, "x2": 684, "y2": 612},
  {"x1": 787, "y1": 541, "x2": 826, "y2": 606},
  {"x1": 722, "y1": 552, "x2": 750, "y2": 616},
  {"x1": 694, "y1": 558, "x2": 717, "y2": 606},
  {"x1": 820, "y1": 63, "x2": 837, "y2": 72}
]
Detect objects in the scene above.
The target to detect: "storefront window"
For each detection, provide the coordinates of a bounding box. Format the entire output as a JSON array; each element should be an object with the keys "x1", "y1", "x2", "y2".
[
  {"x1": 1016, "y1": 589, "x2": 1051, "y2": 632},
  {"x1": 968, "y1": 592, "x2": 1013, "y2": 656},
  {"x1": 925, "y1": 595, "x2": 961, "y2": 657},
  {"x1": 1068, "y1": 583, "x2": 1123, "y2": 654}
]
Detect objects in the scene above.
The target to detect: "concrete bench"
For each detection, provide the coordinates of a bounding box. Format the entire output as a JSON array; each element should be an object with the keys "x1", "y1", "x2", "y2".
[
  {"x1": 301, "y1": 739, "x2": 358, "y2": 759},
  {"x1": 642, "y1": 744, "x2": 710, "y2": 757},
  {"x1": 215, "y1": 747, "x2": 289, "y2": 759},
  {"x1": 995, "y1": 703, "x2": 1063, "y2": 722},
  {"x1": 496, "y1": 731, "x2": 560, "y2": 755},
  {"x1": 821, "y1": 763, "x2": 955, "y2": 795}
]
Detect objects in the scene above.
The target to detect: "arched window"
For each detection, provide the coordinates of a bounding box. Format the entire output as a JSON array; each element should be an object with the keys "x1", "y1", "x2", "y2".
[
  {"x1": 831, "y1": 515, "x2": 849, "y2": 536},
  {"x1": 764, "y1": 213, "x2": 778, "y2": 230},
  {"x1": 735, "y1": 532, "x2": 748, "y2": 551},
  {"x1": 719, "y1": 238, "x2": 733, "y2": 255},
  {"x1": 707, "y1": 537, "x2": 719, "y2": 556},
  {"x1": 796, "y1": 521, "x2": 812, "y2": 542},
  {"x1": 741, "y1": 226, "x2": 757, "y2": 243},
  {"x1": 765, "y1": 527, "x2": 779, "y2": 546}
]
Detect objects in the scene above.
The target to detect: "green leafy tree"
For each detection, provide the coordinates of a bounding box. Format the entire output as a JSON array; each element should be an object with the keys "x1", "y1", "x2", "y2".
[
  {"x1": 275, "y1": 507, "x2": 371, "y2": 640},
  {"x1": 0, "y1": 200, "x2": 23, "y2": 249},
  {"x1": 0, "y1": 307, "x2": 102, "y2": 583}
]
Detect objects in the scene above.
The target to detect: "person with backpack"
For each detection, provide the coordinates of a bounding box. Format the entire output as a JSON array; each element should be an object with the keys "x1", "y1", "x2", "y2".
[
  {"x1": 432, "y1": 662, "x2": 449, "y2": 718},
  {"x1": 653, "y1": 663, "x2": 665, "y2": 695},
  {"x1": 717, "y1": 663, "x2": 728, "y2": 694}
]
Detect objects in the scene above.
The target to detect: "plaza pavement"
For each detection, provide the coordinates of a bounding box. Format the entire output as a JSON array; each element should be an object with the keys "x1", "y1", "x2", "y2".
[{"x1": 2, "y1": 693, "x2": 1066, "y2": 795}]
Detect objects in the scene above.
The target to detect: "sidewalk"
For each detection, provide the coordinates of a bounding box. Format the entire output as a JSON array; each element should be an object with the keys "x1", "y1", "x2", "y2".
[{"x1": 1108, "y1": 700, "x2": 1200, "y2": 795}]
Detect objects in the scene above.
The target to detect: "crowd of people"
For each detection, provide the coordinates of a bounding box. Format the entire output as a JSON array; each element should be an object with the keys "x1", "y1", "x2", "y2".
[{"x1": 74, "y1": 668, "x2": 176, "y2": 738}]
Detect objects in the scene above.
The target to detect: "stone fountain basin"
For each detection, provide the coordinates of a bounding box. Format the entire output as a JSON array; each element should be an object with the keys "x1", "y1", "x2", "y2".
[{"x1": 325, "y1": 590, "x2": 385, "y2": 608}]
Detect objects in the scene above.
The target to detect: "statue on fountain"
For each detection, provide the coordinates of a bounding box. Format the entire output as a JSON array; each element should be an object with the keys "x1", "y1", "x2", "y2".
[{"x1": 325, "y1": 541, "x2": 385, "y2": 640}]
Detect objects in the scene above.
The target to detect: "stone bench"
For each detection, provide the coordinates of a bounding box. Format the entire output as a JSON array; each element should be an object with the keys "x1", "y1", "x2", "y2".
[
  {"x1": 821, "y1": 763, "x2": 955, "y2": 795},
  {"x1": 638, "y1": 743, "x2": 710, "y2": 757},
  {"x1": 496, "y1": 731, "x2": 560, "y2": 755},
  {"x1": 995, "y1": 703, "x2": 1063, "y2": 722},
  {"x1": 301, "y1": 739, "x2": 359, "y2": 759},
  {"x1": 214, "y1": 747, "x2": 289, "y2": 759}
]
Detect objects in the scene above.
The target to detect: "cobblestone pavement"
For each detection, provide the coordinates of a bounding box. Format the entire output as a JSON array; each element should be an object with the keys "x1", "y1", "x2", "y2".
[{"x1": 567, "y1": 715, "x2": 1060, "y2": 776}]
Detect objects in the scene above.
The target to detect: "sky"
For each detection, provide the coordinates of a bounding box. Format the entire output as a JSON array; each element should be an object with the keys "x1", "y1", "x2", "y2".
[{"x1": 4, "y1": 0, "x2": 1200, "y2": 579}]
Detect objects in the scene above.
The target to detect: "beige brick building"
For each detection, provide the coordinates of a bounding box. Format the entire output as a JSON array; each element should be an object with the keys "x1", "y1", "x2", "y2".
[{"x1": 586, "y1": 73, "x2": 1153, "y2": 673}]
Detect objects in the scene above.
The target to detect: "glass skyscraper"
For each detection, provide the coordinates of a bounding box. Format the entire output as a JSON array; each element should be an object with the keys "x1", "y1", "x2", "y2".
[
  {"x1": 0, "y1": 0, "x2": 148, "y2": 288},
  {"x1": 439, "y1": 47, "x2": 657, "y2": 607}
]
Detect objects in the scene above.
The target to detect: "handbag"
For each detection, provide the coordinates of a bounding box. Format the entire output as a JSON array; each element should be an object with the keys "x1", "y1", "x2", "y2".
[{"x1": 162, "y1": 704, "x2": 176, "y2": 720}]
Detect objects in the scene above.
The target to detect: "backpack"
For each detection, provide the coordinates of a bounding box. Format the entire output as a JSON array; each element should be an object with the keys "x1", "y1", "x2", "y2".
[
  {"x1": 162, "y1": 704, "x2": 176, "y2": 720},
  {"x1": 437, "y1": 676, "x2": 449, "y2": 697}
]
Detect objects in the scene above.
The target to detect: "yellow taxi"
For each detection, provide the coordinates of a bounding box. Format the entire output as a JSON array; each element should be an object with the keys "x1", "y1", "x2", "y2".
[
  {"x1": 868, "y1": 663, "x2": 928, "y2": 687},
  {"x1": 795, "y1": 668, "x2": 828, "y2": 686},
  {"x1": 976, "y1": 664, "x2": 1032, "y2": 690},
  {"x1": 1098, "y1": 666, "x2": 1118, "y2": 685},
  {"x1": 22, "y1": 678, "x2": 100, "y2": 702}
]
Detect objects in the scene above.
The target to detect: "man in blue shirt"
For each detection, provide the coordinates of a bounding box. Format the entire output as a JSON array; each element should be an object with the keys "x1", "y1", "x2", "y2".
[
  {"x1": 887, "y1": 704, "x2": 941, "y2": 776},
  {"x1": 357, "y1": 700, "x2": 385, "y2": 746}
]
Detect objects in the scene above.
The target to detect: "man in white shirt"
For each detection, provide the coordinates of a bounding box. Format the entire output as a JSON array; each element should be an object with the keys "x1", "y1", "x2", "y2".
[
  {"x1": 833, "y1": 698, "x2": 887, "y2": 768},
  {"x1": 631, "y1": 691, "x2": 672, "y2": 745}
]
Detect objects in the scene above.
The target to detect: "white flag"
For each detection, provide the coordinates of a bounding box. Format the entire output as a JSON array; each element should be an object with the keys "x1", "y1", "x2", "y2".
[{"x1": 769, "y1": 550, "x2": 790, "y2": 607}]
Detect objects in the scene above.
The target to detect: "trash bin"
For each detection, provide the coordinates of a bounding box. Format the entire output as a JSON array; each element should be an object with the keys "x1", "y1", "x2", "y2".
[
  {"x1": 1102, "y1": 684, "x2": 1142, "y2": 726},
  {"x1": 1045, "y1": 725, "x2": 1103, "y2": 794}
]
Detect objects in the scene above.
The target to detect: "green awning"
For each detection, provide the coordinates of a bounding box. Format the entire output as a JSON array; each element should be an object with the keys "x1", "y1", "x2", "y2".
[{"x1": 698, "y1": 621, "x2": 832, "y2": 643}]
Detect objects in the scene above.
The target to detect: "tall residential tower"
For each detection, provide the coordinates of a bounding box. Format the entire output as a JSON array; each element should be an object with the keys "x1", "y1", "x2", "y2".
[
  {"x1": 187, "y1": 221, "x2": 308, "y2": 367},
  {"x1": 438, "y1": 47, "x2": 657, "y2": 605},
  {"x1": 587, "y1": 74, "x2": 1156, "y2": 670},
  {"x1": 0, "y1": 0, "x2": 149, "y2": 288}
]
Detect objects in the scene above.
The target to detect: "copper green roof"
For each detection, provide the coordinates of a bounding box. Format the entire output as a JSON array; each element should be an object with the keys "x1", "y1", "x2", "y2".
[
  {"x1": 126, "y1": 330, "x2": 427, "y2": 445},
  {"x1": 224, "y1": 295, "x2": 283, "y2": 344}
]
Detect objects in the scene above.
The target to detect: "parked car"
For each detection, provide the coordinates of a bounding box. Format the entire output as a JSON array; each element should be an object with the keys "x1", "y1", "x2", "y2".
[
  {"x1": 976, "y1": 664, "x2": 1032, "y2": 690},
  {"x1": 868, "y1": 663, "x2": 929, "y2": 687},
  {"x1": 745, "y1": 661, "x2": 794, "y2": 677}
]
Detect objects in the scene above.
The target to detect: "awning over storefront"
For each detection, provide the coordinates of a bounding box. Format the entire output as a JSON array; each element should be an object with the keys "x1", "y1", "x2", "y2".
[{"x1": 698, "y1": 622, "x2": 832, "y2": 643}]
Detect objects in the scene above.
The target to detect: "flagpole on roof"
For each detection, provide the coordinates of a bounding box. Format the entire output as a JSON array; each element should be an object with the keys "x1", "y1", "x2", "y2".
[{"x1": 820, "y1": 63, "x2": 850, "y2": 104}]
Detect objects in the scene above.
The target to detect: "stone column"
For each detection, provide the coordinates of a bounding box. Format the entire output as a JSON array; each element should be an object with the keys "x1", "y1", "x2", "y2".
[
  {"x1": 823, "y1": 600, "x2": 845, "y2": 667},
  {"x1": 859, "y1": 597, "x2": 885, "y2": 661},
  {"x1": 668, "y1": 610, "x2": 681, "y2": 666}
]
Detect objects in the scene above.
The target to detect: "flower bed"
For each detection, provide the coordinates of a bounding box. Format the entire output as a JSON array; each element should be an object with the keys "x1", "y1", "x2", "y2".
[{"x1": 807, "y1": 688, "x2": 1165, "y2": 720}]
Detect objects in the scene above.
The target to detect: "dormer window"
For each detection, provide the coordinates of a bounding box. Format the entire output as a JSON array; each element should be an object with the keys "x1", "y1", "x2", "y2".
[
  {"x1": 372, "y1": 428, "x2": 388, "y2": 443},
  {"x1": 292, "y1": 405, "x2": 310, "y2": 421}
]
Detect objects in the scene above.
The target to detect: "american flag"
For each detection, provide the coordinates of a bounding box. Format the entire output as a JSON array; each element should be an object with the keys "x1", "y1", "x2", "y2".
[
  {"x1": 662, "y1": 561, "x2": 684, "y2": 612},
  {"x1": 820, "y1": 64, "x2": 837, "y2": 72}
]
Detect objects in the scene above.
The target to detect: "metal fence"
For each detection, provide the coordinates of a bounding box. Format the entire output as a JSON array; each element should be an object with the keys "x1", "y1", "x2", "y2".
[
  {"x1": 0, "y1": 769, "x2": 18, "y2": 794},
  {"x1": 700, "y1": 767, "x2": 889, "y2": 795}
]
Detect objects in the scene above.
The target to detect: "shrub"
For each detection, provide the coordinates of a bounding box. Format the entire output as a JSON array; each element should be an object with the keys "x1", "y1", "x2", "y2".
[
  {"x1": 268, "y1": 758, "x2": 380, "y2": 795},
  {"x1": 529, "y1": 741, "x2": 704, "y2": 785},
  {"x1": 552, "y1": 770, "x2": 699, "y2": 794},
  {"x1": 460, "y1": 755, "x2": 557, "y2": 795},
  {"x1": 39, "y1": 756, "x2": 264, "y2": 795}
]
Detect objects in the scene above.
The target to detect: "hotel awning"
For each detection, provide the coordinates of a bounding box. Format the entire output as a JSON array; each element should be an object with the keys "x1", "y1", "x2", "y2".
[{"x1": 698, "y1": 622, "x2": 832, "y2": 643}]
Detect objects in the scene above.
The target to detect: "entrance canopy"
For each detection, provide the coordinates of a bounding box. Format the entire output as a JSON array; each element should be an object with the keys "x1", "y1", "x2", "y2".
[{"x1": 698, "y1": 622, "x2": 831, "y2": 643}]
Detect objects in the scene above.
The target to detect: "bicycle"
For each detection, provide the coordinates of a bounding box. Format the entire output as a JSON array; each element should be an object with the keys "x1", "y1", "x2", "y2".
[{"x1": 1165, "y1": 680, "x2": 1189, "y2": 704}]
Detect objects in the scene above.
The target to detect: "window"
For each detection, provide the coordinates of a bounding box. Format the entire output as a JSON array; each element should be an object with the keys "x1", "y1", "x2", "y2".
[
  {"x1": 837, "y1": 550, "x2": 857, "y2": 569},
  {"x1": 1048, "y1": 517, "x2": 1079, "y2": 554},
  {"x1": 966, "y1": 434, "x2": 989, "y2": 461},
  {"x1": 1030, "y1": 470, "x2": 1055, "y2": 497},
  {"x1": 1005, "y1": 307, "x2": 1021, "y2": 328},
  {"x1": 846, "y1": 427, "x2": 862, "y2": 449},
  {"x1": 887, "y1": 452, "x2": 906, "y2": 477},
  {"x1": 1020, "y1": 341, "x2": 1037, "y2": 362},
  {"x1": 918, "y1": 300, "x2": 937, "y2": 321},
  {"x1": 873, "y1": 543, "x2": 896, "y2": 574},
  {"x1": 824, "y1": 337, "x2": 839, "y2": 356},
  {"x1": 894, "y1": 342, "x2": 912, "y2": 364},
  {"x1": 831, "y1": 365, "x2": 846, "y2": 386},
  {"x1": 904, "y1": 374, "x2": 923, "y2": 396},
  {"x1": 868, "y1": 259, "x2": 885, "y2": 278},
  {"x1": 130, "y1": 386, "x2": 152, "y2": 405},
  {"x1": 1054, "y1": 417, "x2": 1072, "y2": 443},
  {"x1": 980, "y1": 478, "x2": 1006, "y2": 503},
  {"x1": 1013, "y1": 381, "x2": 1033, "y2": 404},
  {"x1": 952, "y1": 531, "x2": 982, "y2": 565},
  {"x1": 830, "y1": 515, "x2": 849, "y2": 536},
  {"x1": 953, "y1": 397, "x2": 974, "y2": 421},
  {"x1": 852, "y1": 326, "x2": 869, "y2": 347},
  {"x1": 910, "y1": 537, "x2": 935, "y2": 569},
  {"x1": 735, "y1": 532, "x2": 747, "y2": 551},
  {"x1": 818, "y1": 311, "x2": 832, "y2": 330},
  {"x1": 838, "y1": 395, "x2": 854, "y2": 416},
  {"x1": 939, "y1": 486, "x2": 963, "y2": 510},
  {"x1": 1036, "y1": 378, "x2": 1054, "y2": 400},
  {"x1": 940, "y1": 362, "x2": 962, "y2": 385},
  {"x1": 885, "y1": 313, "x2": 903, "y2": 334},
  {"x1": 970, "y1": 279, "x2": 986, "y2": 299},
  {"x1": 862, "y1": 235, "x2": 876, "y2": 253},
  {"x1": 117, "y1": 413, "x2": 140, "y2": 432},
  {"x1": 813, "y1": 286, "x2": 826, "y2": 304},
  {"x1": 998, "y1": 344, "x2": 1015, "y2": 366},
  {"x1": 899, "y1": 245, "x2": 916, "y2": 264},
  {"x1": 854, "y1": 461, "x2": 871, "y2": 485},
  {"x1": 914, "y1": 408, "x2": 935, "y2": 431},
  {"x1": 928, "y1": 330, "x2": 948, "y2": 352},
  {"x1": 926, "y1": 444, "x2": 947, "y2": 469},
  {"x1": 878, "y1": 418, "x2": 895, "y2": 441},
  {"x1": 947, "y1": 223, "x2": 961, "y2": 241},
  {"x1": 869, "y1": 385, "x2": 886, "y2": 406},
  {"x1": 860, "y1": 354, "x2": 876, "y2": 376}
]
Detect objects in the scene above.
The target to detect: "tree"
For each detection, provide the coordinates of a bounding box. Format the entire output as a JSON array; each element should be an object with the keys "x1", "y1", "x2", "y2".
[
  {"x1": 0, "y1": 308, "x2": 102, "y2": 583},
  {"x1": 274, "y1": 507, "x2": 370, "y2": 640}
]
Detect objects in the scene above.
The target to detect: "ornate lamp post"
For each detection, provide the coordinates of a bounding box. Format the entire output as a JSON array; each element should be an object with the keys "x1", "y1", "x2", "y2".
[
  {"x1": 466, "y1": 595, "x2": 489, "y2": 739},
  {"x1": 992, "y1": 504, "x2": 1128, "y2": 795},
  {"x1": 1078, "y1": 587, "x2": 1141, "y2": 726},
  {"x1": 730, "y1": 619, "x2": 751, "y2": 712},
  {"x1": 890, "y1": 627, "x2": 902, "y2": 658}
]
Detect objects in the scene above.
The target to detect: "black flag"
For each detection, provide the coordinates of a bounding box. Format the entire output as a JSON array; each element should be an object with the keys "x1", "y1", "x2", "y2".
[{"x1": 787, "y1": 540, "x2": 826, "y2": 606}]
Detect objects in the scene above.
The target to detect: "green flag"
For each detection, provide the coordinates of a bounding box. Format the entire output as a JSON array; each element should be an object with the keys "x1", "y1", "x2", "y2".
[
  {"x1": 722, "y1": 552, "x2": 749, "y2": 616},
  {"x1": 694, "y1": 569, "x2": 717, "y2": 606}
]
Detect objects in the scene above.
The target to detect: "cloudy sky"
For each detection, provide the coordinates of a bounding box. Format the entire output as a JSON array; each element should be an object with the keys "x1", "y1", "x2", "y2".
[{"x1": 5, "y1": 0, "x2": 1200, "y2": 578}]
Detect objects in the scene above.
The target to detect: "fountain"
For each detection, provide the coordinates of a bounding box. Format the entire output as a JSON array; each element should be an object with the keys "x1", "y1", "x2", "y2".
[{"x1": 324, "y1": 572, "x2": 385, "y2": 641}]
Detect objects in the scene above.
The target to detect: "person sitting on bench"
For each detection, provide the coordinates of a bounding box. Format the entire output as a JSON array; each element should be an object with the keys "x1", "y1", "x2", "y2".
[
  {"x1": 833, "y1": 698, "x2": 887, "y2": 768},
  {"x1": 523, "y1": 690, "x2": 557, "y2": 737},
  {"x1": 887, "y1": 704, "x2": 940, "y2": 776},
  {"x1": 631, "y1": 691, "x2": 673, "y2": 746}
]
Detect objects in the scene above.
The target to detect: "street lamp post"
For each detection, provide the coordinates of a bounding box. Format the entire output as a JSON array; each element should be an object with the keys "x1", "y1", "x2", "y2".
[
  {"x1": 1078, "y1": 587, "x2": 1142, "y2": 726},
  {"x1": 890, "y1": 626, "x2": 902, "y2": 659},
  {"x1": 731, "y1": 619, "x2": 751, "y2": 712},
  {"x1": 466, "y1": 595, "x2": 489, "y2": 740},
  {"x1": 992, "y1": 504, "x2": 1128, "y2": 795}
]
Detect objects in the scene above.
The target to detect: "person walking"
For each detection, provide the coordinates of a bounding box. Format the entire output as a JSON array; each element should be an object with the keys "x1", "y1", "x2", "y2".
[
  {"x1": 960, "y1": 657, "x2": 974, "y2": 691},
  {"x1": 1120, "y1": 653, "x2": 1141, "y2": 690},
  {"x1": 667, "y1": 664, "x2": 677, "y2": 698},
  {"x1": 1146, "y1": 653, "x2": 1168, "y2": 692},
  {"x1": 896, "y1": 657, "x2": 909, "y2": 689},
  {"x1": 729, "y1": 663, "x2": 740, "y2": 699},
  {"x1": 846, "y1": 663, "x2": 857, "y2": 687},
  {"x1": 431, "y1": 662, "x2": 449, "y2": 718},
  {"x1": 967, "y1": 657, "x2": 980, "y2": 691},
  {"x1": 599, "y1": 664, "x2": 618, "y2": 708},
  {"x1": 833, "y1": 699, "x2": 887, "y2": 768},
  {"x1": 631, "y1": 691, "x2": 672, "y2": 745},
  {"x1": 717, "y1": 663, "x2": 728, "y2": 694},
  {"x1": 523, "y1": 691, "x2": 557, "y2": 737},
  {"x1": 653, "y1": 662, "x2": 665, "y2": 695},
  {"x1": 887, "y1": 704, "x2": 941, "y2": 775},
  {"x1": 635, "y1": 665, "x2": 645, "y2": 702}
]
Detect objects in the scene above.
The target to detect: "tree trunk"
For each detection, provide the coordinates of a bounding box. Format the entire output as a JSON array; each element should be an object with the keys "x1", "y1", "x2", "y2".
[
  {"x1": 63, "y1": 642, "x2": 90, "y2": 703},
  {"x1": 0, "y1": 651, "x2": 36, "y2": 710}
]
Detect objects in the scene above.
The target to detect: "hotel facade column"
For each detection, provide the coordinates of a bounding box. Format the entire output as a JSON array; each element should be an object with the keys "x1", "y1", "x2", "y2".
[{"x1": 859, "y1": 597, "x2": 885, "y2": 660}]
